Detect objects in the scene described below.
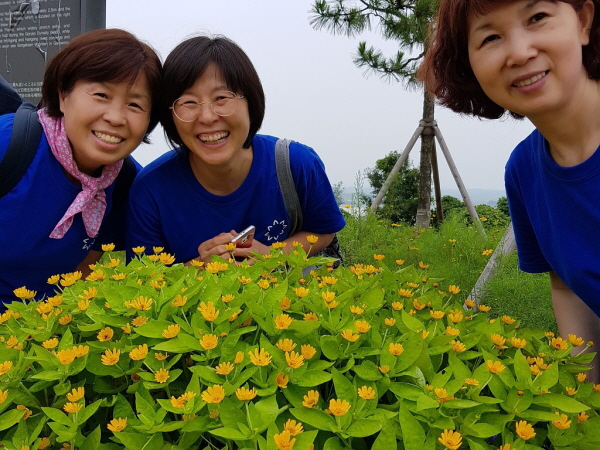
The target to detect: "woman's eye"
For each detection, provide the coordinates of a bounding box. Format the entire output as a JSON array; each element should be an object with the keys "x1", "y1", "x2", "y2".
[
  {"x1": 530, "y1": 12, "x2": 547, "y2": 23},
  {"x1": 129, "y1": 102, "x2": 145, "y2": 111},
  {"x1": 481, "y1": 34, "x2": 499, "y2": 46},
  {"x1": 93, "y1": 92, "x2": 109, "y2": 99}
]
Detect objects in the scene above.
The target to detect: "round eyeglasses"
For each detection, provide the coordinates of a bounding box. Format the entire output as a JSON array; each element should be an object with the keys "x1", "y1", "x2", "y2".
[{"x1": 170, "y1": 91, "x2": 245, "y2": 122}]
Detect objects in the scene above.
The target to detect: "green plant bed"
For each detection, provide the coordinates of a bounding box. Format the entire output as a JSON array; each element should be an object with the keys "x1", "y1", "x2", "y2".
[{"x1": 0, "y1": 244, "x2": 597, "y2": 450}]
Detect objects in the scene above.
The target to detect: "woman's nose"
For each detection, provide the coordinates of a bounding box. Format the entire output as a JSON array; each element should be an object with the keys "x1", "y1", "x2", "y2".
[{"x1": 505, "y1": 32, "x2": 538, "y2": 67}]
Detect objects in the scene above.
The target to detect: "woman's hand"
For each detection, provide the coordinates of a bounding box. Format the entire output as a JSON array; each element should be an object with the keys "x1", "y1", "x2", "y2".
[
  {"x1": 189, "y1": 231, "x2": 237, "y2": 265},
  {"x1": 232, "y1": 238, "x2": 270, "y2": 263}
]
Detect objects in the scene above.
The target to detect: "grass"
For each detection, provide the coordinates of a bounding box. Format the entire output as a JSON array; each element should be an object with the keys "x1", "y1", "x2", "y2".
[{"x1": 337, "y1": 212, "x2": 557, "y2": 332}]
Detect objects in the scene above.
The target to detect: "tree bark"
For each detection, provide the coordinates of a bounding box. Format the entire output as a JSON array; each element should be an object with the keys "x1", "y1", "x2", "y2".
[{"x1": 415, "y1": 90, "x2": 435, "y2": 228}]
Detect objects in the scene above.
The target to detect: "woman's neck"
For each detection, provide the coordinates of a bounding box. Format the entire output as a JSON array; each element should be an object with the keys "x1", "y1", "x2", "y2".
[
  {"x1": 530, "y1": 82, "x2": 600, "y2": 167},
  {"x1": 188, "y1": 148, "x2": 253, "y2": 195}
]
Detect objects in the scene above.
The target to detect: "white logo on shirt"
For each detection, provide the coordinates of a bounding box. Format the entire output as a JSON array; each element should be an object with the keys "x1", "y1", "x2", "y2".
[
  {"x1": 265, "y1": 219, "x2": 287, "y2": 241},
  {"x1": 82, "y1": 237, "x2": 95, "y2": 250}
]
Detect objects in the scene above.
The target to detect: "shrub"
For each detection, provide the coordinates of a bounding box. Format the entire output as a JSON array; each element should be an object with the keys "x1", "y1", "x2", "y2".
[{"x1": 0, "y1": 244, "x2": 598, "y2": 450}]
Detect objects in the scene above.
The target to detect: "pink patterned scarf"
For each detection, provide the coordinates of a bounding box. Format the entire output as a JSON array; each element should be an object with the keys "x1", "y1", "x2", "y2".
[{"x1": 37, "y1": 109, "x2": 123, "y2": 239}]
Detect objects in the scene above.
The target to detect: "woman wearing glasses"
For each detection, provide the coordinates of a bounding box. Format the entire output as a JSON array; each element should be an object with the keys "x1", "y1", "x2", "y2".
[{"x1": 126, "y1": 35, "x2": 345, "y2": 264}]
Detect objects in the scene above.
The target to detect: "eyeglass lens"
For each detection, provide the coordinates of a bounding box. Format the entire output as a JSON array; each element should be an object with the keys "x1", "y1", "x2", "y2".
[{"x1": 173, "y1": 91, "x2": 240, "y2": 121}]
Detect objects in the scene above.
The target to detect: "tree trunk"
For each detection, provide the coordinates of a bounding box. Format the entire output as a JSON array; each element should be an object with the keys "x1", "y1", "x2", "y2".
[{"x1": 415, "y1": 90, "x2": 435, "y2": 228}]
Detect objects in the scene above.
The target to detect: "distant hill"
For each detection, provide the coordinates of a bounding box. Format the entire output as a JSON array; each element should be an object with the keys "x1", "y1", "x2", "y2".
[{"x1": 338, "y1": 187, "x2": 505, "y2": 207}]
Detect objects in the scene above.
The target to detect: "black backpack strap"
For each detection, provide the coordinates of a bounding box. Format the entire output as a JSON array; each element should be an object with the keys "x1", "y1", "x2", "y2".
[
  {"x1": 0, "y1": 102, "x2": 42, "y2": 198},
  {"x1": 274, "y1": 138, "x2": 303, "y2": 236}
]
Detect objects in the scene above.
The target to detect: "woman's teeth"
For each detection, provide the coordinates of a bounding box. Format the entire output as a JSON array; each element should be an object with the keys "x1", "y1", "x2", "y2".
[
  {"x1": 515, "y1": 72, "x2": 545, "y2": 87},
  {"x1": 200, "y1": 132, "x2": 228, "y2": 143},
  {"x1": 94, "y1": 132, "x2": 123, "y2": 144}
]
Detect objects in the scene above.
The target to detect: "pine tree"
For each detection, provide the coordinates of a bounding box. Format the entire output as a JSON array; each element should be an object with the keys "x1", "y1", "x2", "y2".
[{"x1": 310, "y1": 0, "x2": 438, "y2": 227}]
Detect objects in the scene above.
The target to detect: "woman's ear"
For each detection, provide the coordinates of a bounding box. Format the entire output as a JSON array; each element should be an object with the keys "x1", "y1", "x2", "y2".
[
  {"x1": 579, "y1": 0, "x2": 595, "y2": 46},
  {"x1": 58, "y1": 90, "x2": 67, "y2": 114}
]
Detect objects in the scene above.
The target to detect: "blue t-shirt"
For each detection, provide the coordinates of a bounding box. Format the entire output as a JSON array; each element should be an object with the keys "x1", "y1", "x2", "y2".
[
  {"x1": 505, "y1": 129, "x2": 600, "y2": 314},
  {"x1": 0, "y1": 113, "x2": 136, "y2": 303},
  {"x1": 126, "y1": 134, "x2": 345, "y2": 263}
]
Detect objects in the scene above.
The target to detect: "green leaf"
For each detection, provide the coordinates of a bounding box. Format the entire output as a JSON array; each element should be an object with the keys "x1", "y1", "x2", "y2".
[
  {"x1": 219, "y1": 398, "x2": 247, "y2": 429},
  {"x1": 463, "y1": 423, "x2": 502, "y2": 438},
  {"x1": 324, "y1": 437, "x2": 346, "y2": 450},
  {"x1": 134, "y1": 320, "x2": 175, "y2": 338},
  {"x1": 209, "y1": 427, "x2": 250, "y2": 440},
  {"x1": 30, "y1": 370, "x2": 64, "y2": 381},
  {"x1": 346, "y1": 418, "x2": 382, "y2": 437},
  {"x1": 135, "y1": 392, "x2": 157, "y2": 424},
  {"x1": 255, "y1": 395, "x2": 279, "y2": 431},
  {"x1": 401, "y1": 310, "x2": 424, "y2": 331},
  {"x1": 189, "y1": 365, "x2": 223, "y2": 384},
  {"x1": 41, "y1": 407, "x2": 71, "y2": 427},
  {"x1": 320, "y1": 335, "x2": 340, "y2": 360},
  {"x1": 290, "y1": 407, "x2": 337, "y2": 431},
  {"x1": 441, "y1": 399, "x2": 483, "y2": 409},
  {"x1": 152, "y1": 336, "x2": 197, "y2": 353},
  {"x1": 331, "y1": 367, "x2": 356, "y2": 403},
  {"x1": 78, "y1": 400, "x2": 102, "y2": 425},
  {"x1": 113, "y1": 393, "x2": 136, "y2": 419},
  {"x1": 513, "y1": 350, "x2": 532, "y2": 385},
  {"x1": 80, "y1": 426, "x2": 101, "y2": 450},
  {"x1": 353, "y1": 360, "x2": 383, "y2": 381},
  {"x1": 114, "y1": 432, "x2": 163, "y2": 450},
  {"x1": 372, "y1": 420, "x2": 398, "y2": 450},
  {"x1": 388, "y1": 382, "x2": 423, "y2": 401},
  {"x1": 295, "y1": 370, "x2": 332, "y2": 387},
  {"x1": 399, "y1": 402, "x2": 426, "y2": 450},
  {"x1": 531, "y1": 394, "x2": 590, "y2": 413}
]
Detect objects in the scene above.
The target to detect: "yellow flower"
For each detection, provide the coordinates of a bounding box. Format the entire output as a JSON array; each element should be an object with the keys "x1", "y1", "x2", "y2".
[
  {"x1": 121, "y1": 324, "x2": 132, "y2": 334},
  {"x1": 47, "y1": 275, "x2": 60, "y2": 285},
  {"x1": 257, "y1": 279, "x2": 270, "y2": 290},
  {"x1": 107, "y1": 417, "x2": 128, "y2": 433},
  {"x1": 577, "y1": 373, "x2": 587, "y2": 383},
  {"x1": 448, "y1": 285, "x2": 461, "y2": 295},
  {"x1": 418, "y1": 261, "x2": 429, "y2": 269},
  {"x1": 413, "y1": 299, "x2": 426, "y2": 310},
  {"x1": 154, "y1": 352, "x2": 168, "y2": 361},
  {"x1": 238, "y1": 276, "x2": 252, "y2": 284},
  {"x1": 464, "y1": 378, "x2": 479, "y2": 386},
  {"x1": 105, "y1": 258, "x2": 120, "y2": 268},
  {"x1": 132, "y1": 246, "x2": 146, "y2": 254},
  {"x1": 16, "y1": 405, "x2": 32, "y2": 420},
  {"x1": 13, "y1": 286, "x2": 36, "y2": 299},
  {"x1": 491, "y1": 334, "x2": 507, "y2": 349},
  {"x1": 0, "y1": 389, "x2": 8, "y2": 404},
  {"x1": 384, "y1": 317, "x2": 397, "y2": 327},
  {"x1": 42, "y1": 338, "x2": 59, "y2": 349},
  {"x1": 272, "y1": 241, "x2": 287, "y2": 250},
  {"x1": 199, "y1": 334, "x2": 219, "y2": 350},
  {"x1": 276, "y1": 339, "x2": 297, "y2": 352},
  {"x1": 55, "y1": 349, "x2": 77, "y2": 365},
  {"x1": 221, "y1": 294, "x2": 235, "y2": 303},
  {"x1": 448, "y1": 311, "x2": 464, "y2": 323},
  {"x1": 430, "y1": 310, "x2": 445, "y2": 319},
  {"x1": 275, "y1": 372, "x2": 289, "y2": 389},
  {"x1": 486, "y1": 360, "x2": 505, "y2": 374},
  {"x1": 373, "y1": 254, "x2": 385, "y2": 260},
  {"x1": 275, "y1": 314, "x2": 294, "y2": 330},
  {"x1": 153, "y1": 246, "x2": 164, "y2": 254},
  {"x1": 354, "y1": 320, "x2": 371, "y2": 333},
  {"x1": 445, "y1": 326, "x2": 460, "y2": 336},
  {"x1": 225, "y1": 242, "x2": 236, "y2": 252},
  {"x1": 301, "y1": 344, "x2": 317, "y2": 360},
  {"x1": 198, "y1": 301, "x2": 220, "y2": 321},
  {"x1": 552, "y1": 413, "x2": 571, "y2": 430},
  {"x1": 158, "y1": 252, "x2": 176, "y2": 265},
  {"x1": 303, "y1": 312, "x2": 319, "y2": 321},
  {"x1": 206, "y1": 261, "x2": 228, "y2": 273},
  {"x1": 273, "y1": 430, "x2": 296, "y2": 450},
  {"x1": 283, "y1": 419, "x2": 304, "y2": 436},
  {"x1": 130, "y1": 296, "x2": 153, "y2": 311},
  {"x1": 154, "y1": 368, "x2": 170, "y2": 383},
  {"x1": 565, "y1": 387, "x2": 577, "y2": 396},
  {"x1": 38, "y1": 438, "x2": 51, "y2": 450},
  {"x1": 397, "y1": 288, "x2": 414, "y2": 298},
  {"x1": 293, "y1": 287, "x2": 310, "y2": 298},
  {"x1": 285, "y1": 351, "x2": 305, "y2": 369},
  {"x1": 358, "y1": 386, "x2": 376, "y2": 400},
  {"x1": 102, "y1": 243, "x2": 115, "y2": 251},
  {"x1": 350, "y1": 305, "x2": 365, "y2": 314},
  {"x1": 327, "y1": 399, "x2": 354, "y2": 418},
  {"x1": 341, "y1": 329, "x2": 360, "y2": 342},
  {"x1": 97, "y1": 327, "x2": 114, "y2": 342},
  {"x1": 389, "y1": 342, "x2": 404, "y2": 356},
  {"x1": 215, "y1": 362, "x2": 235, "y2": 375},
  {"x1": 302, "y1": 390, "x2": 319, "y2": 408},
  {"x1": 234, "y1": 351, "x2": 244, "y2": 364},
  {"x1": 58, "y1": 314, "x2": 73, "y2": 325},
  {"x1": 463, "y1": 299, "x2": 475, "y2": 308},
  {"x1": 171, "y1": 295, "x2": 187, "y2": 307},
  {"x1": 77, "y1": 299, "x2": 91, "y2": 311},
  {"x1": 502, "y1": 315, "x2": 516, "y2": 324},
  {"x1": 389, "y1": 302, "x2": 403, "y2": 312},
  {"x1": 438, "y1": 430, "x2": 462, "y2": 450},
  {"x1": 279, "y1": 297, "x2": 292, "y2": 310},
  {"x1": 66, "y1": 387, "x2": 84, "y2": 402},
  {"x1": 63, "y1": 402, "x2": 83, "y2": 414},
  {"x1": 101, "y1": 348, "x2": 120, "y2": 366},
  {"x1": 306, "y1": 235, "x2": 319, "y2": 244},
  {"x1": 510, "y1": 337, "x2": 527, "y2": 349},
  {"x1": 73, "y1": 345, "x2": 89, "y2": 357},
  {"x1": 578, "y1": 411, "x2": 589, "y2": 423},
  {"x1": 249, "y1": 348, "x2": 272, "y2": 366},
  {"x1": 131, "y1": 316, "x2": 148, "y2": 327},
  {"x1": 568, "y1": 334, "x2": 585, "y2": 347},
  {"x1": 378, "y1": 365, "x2": 390, "y2": 374},
  {"x1": 85, "y1": 269, "x2": 105, "y2": 281},
  {"x1": 551, "y1": 337, "x2": 569, "y2": 350},
  {"x1": 162, "y1": 324, "x2": 180, "y2": 339},
  {"x1": 79, "y1": 287, "x2": 98, "y2": 300},
  {"x1": 451, "y1": 341, "x2": 466, "y2": 352},
  {"x1": 515, "y1": 420, "x2": 536, "y2": 440},
  {"x1": 129, "y1": 344, "x2": 149, "y2": 361},
  {"x1": 235, "y1": 386, "x2": 257, "y2": 401},
  {"x1": 202, "y1": 385, "x2": 226, "y2": 404},
  {"x1": 477, "y1": 304, "x2": 491, "y2": 312}
]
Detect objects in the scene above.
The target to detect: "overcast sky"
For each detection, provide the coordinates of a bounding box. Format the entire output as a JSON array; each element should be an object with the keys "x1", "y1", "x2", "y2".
[{"x1": 105, "y1": 0, "x2": 534, "y2": 193}]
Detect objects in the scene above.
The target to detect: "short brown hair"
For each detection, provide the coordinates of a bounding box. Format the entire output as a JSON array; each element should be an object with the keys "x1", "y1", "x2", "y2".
[
  {"x1": 160, "y1": 35, "x2": 265, "y2": 150},
  {"x1": 41, "y1": 28, "x2": 162, "y2": 140},
  {"x1": 420, "y1": 0, "x2": 600, "y2": 119}
]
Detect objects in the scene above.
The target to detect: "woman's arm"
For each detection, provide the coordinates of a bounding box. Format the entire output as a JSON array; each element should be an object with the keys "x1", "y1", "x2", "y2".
[
  {"x1": 75, "y1": 250, "x2": 103, "y2": 278},
  {"x1": 550, "y1": 272, "x2": 600, "y2": 382}
]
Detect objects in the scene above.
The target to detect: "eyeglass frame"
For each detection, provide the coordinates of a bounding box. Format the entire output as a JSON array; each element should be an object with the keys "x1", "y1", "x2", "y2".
[{"x1": 170, "y1": 91, "x2": 246, "y2": 122}]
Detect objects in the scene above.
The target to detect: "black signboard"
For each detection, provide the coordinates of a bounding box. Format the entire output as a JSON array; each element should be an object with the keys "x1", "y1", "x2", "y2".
[{"x1": 0, "y1": 0, "x2": 106, "y2": 103}]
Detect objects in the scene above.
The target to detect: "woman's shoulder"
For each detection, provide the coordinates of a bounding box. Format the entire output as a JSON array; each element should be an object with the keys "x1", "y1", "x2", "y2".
[
  {"x1": 254, "y1": 134, "x2": 321, "y2": 165},
  {"x1": 506, "y1": 129, "x2": 543, "y2": 169},
  {"x1": 135, "y1": 149, "x2": 185, "y2": 181}
]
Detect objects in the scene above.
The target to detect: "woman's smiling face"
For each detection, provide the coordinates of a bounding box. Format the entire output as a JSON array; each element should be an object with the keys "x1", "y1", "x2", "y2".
[
  {"x1": 173, "y1": 63, "x2": 251, "y2": 169},
  {"x1": 467, "y1": 0, "x2": 594, "y2": 119}
]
